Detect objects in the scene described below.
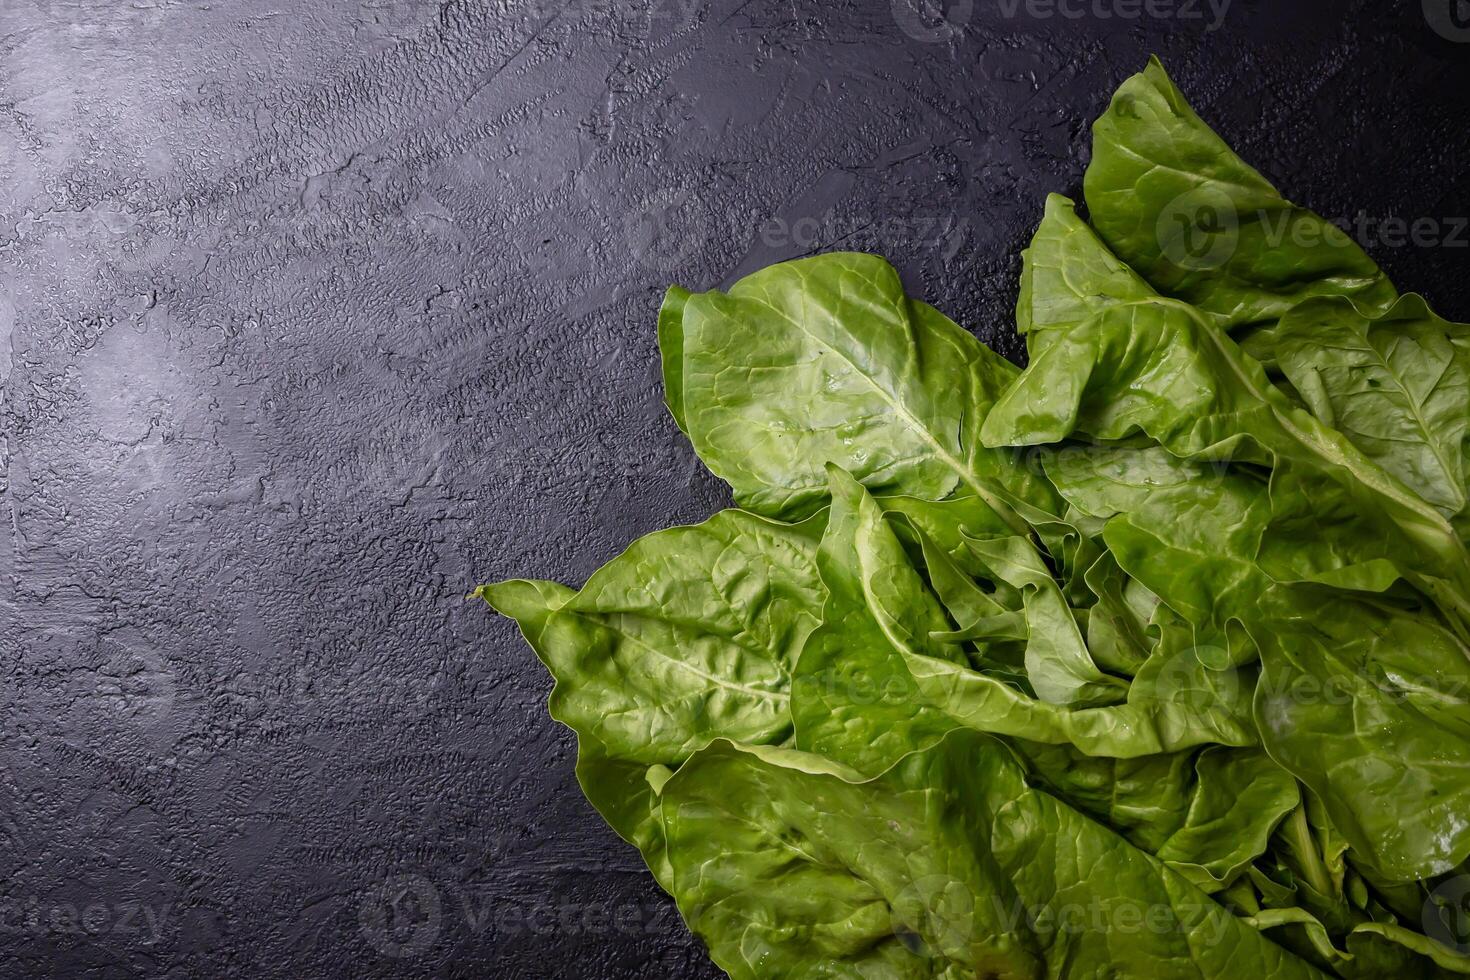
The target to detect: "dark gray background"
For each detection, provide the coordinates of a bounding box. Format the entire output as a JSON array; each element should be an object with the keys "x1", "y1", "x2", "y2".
[{"x1": 2, "y1": 0, "x2": 1468, "y2": 976}]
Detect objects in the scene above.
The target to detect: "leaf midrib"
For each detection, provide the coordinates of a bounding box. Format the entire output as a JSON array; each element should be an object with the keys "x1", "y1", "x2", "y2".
[{"x1": 745, "y1": 277, "x2": 1028, "y2": 537}]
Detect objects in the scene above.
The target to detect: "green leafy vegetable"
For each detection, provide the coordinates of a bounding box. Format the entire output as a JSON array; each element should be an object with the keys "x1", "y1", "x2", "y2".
[
  {"x1": 1084, "y1": 56, "x2": 1397, "y2": 333},
  {"x1": 789, "y1": 466, "x2": 963, "y2": 776},
  {"x1": 1272, "y1": 295, "x2": 1470, "y2": 516},
  {"x1": 481, "y1": 57, "x2": 1470, "y2": 979},
  {"x1": 661, "y1": 732, "x2": 1327, "y2": 979},
  {"x1": 659, "y1": 253, "x2": 1059, "y2": 527},
  {"x1": 477, "y1": 509, "x2": 826, "y2": 884}
]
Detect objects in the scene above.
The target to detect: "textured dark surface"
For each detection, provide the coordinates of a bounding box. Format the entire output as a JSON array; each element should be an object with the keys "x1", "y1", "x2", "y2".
[{"x1": 2, "y1": 1, "x2": 1469, "y2": 976}]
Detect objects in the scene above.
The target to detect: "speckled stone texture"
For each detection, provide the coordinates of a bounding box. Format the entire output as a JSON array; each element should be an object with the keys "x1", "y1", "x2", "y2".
[{"x1": 1, "y1": 0, "x2": 1467, "y2": 976}]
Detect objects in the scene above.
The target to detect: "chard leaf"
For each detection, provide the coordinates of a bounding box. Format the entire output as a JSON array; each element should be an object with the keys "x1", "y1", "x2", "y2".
[
  {"x1": 1349, "y1": 922, "x2": 1470, "y2": 975},
  {"x1": 1245, "y1": 907, "x2": 1353, "y2": 972},
  {"x1": 790, "y1": 467, "x2": 963, "y2": 777},
  {"x1": 662, "y1": 736, "x2": 1045, "y2": 979},
  {"x1": 900, "y1": 605, "x2": 1257, "y2": 758},
  {"x1": 981, "y1": 298, "x2": 1470, "y2": 634},
  {"x1": 875, "y1": 491, "x2": 1022, "y2": 594},
  {"x1": 1251, "y1": 592, "x2": 1470, "y2": 879},
  {"x1": 1038, "y1": 444, "x2": 1470, "y2": 881},
  {"x1": 1273, "y1": 294, "x2": 1470, "y2": 516},
  {"x1": 660, "y1": 252, "x2": 1058, "y2": 526},
  {"x1": 1153, "y1": 747, "x2": 1300, "y2": 892},
  {"x1": 902, "y1": 517, "x2": 1016, "y2": 633},
  {"x1": 1018, "y1": 193, "x2": 1160, "y2": 358},
  {"x1": 1017, "y1": 744, "x2": 1298, "y2": 896},
  {"x1": 660, "y1": 731, "x2": 1330, "y2": 979},
  {"x1": 1009, "y1": 741, "x2": 1198, "y2": 849},
  {"x1": 1079, "y1": 548, "x2": 1155, "y2": 676},
  {"x1": 1083, "y1": 57, "x2": 1396, "y2": 332},
  {"x1": 476, "y1": 509, "x2": 825, "y2": 883},
  {"x1": 1044, "y1": 445, "x2": 1274, "y2": 631},
  {"x1": 963, "y1": 534, "x2": 1129, "y2": 708},
  {"x1": 1041, "y1": 446, "x2": 1403, "y2": 627},
  {"x1": 487, "y1": 55, "x2": 1470, "y2": 978}
]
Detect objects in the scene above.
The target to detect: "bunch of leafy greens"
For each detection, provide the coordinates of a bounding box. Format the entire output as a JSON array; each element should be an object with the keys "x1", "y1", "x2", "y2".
[{"x1": 478, "y1": 59, "x2": 1470, "y2": 978}]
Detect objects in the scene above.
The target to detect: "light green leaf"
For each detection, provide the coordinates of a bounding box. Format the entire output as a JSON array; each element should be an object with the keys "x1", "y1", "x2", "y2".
[
  {"x1": 964, "y1": 534, "x2": 1129, "y2": 708},
  {"x1": 1084, "y1": 57, "x2": 1396, "y2": 332},
  {"x1": 661, "y1": 731, "x2": 1330, "y2": 979},
  {"x1": 900, "y1": 611, "x2": 1256, "y2": 759},
  {"x1": 477, "y1": 509, "x2": 825, "y2": 885},
  {"x1": 1273, "y1": 294, "x2": 1470, "y2": 516},
  {"x1": 1155, "y1": 748, "x2": 1300, "y2": 892},
  {"x1": 1018, "y1": 192, "x2": 1160, "y2": 358},
  {"x1": 791, "y1": 467, "x2": 963, "y2": 777},
  {"x1": 1253, "y1": 592, "x2": 1470, "y2": 879},
  {"x1": 981, "y1": 298, "x2": 1470, "y2": 635},
  {"x1": 661, "y1": 252, "x2": 1058, "y2": 527}
]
